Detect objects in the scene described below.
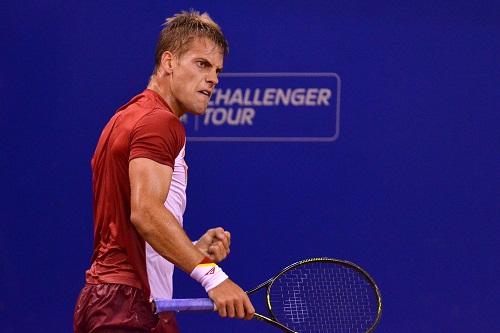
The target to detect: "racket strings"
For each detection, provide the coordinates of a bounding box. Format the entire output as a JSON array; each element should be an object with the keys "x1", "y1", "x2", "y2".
[{"x1": 269, "y1": 263, "x2": 378, "y2": 333}]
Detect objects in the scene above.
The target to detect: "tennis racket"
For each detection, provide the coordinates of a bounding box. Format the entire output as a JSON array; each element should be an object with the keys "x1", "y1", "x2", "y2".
[{"x1": 154, "y1": 257, "x2": 382, "y2": 333}]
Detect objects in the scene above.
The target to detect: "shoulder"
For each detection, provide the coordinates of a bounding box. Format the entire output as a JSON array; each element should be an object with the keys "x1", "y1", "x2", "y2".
[
  {"x1": 129, "y1": 108, "x2": 186, "y2": 166},
  {"x1": 138, "y1": 108, "x2": 185, "y2": 140}
]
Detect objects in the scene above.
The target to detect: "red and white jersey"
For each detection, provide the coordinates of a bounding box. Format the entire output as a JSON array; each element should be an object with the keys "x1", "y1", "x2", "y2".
[
  {"x1": 146, "y1": 142, "x2": 188, "y2": 299},
  {"x1": 86, "y1": 89, "x2": 186, "y2": 298}
]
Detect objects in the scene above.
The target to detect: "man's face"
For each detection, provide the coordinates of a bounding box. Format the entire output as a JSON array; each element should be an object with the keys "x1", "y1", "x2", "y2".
[{"x1": 168, "y1": 37, "x2": 224, "y2": 116}]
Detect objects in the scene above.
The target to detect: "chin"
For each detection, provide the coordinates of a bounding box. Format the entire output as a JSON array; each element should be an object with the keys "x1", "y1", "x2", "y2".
[{"x1": 190, "y1": 105, "x2": 208, "y2": 116}]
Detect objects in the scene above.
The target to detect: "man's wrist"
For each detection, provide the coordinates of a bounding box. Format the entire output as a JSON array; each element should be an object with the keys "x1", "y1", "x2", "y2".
[{"x1": 190, "y1": 257, "x2": 228, "y2": 292}]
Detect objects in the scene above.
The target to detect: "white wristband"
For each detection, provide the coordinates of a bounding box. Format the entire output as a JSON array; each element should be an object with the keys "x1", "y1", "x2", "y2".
[{"x1": 190, "y1": 262, "x2": 229, "y2": 292}]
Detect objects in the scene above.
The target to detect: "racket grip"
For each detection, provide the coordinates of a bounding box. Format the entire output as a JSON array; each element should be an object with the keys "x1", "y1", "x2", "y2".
[{"x1": 154, "y1": 298, "x2": 215, "y2": 313}]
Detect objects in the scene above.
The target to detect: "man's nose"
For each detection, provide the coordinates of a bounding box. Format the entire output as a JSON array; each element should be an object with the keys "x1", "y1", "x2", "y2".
[{"x1": 206, "y1": 70, "x2": 219, "y2": 86}]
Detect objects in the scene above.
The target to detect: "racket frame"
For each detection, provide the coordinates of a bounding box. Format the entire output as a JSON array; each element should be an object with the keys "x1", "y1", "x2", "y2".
[{"x1": 248, "y1": 257, "x2": 383, "y2": 333}]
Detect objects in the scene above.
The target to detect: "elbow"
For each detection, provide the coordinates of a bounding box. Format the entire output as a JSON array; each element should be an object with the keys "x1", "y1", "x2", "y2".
[
  {"x1": 130, "y1": 207, "x2": 153, "y2": 237},
  {"x1": 130, "y1": 210, "x2": 142, "y2": 228}
]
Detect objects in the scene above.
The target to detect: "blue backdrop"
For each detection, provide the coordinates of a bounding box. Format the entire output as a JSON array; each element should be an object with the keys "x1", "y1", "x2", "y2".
[{"x1": 1, "y1": 1, "x2": 499, "y2": 332}]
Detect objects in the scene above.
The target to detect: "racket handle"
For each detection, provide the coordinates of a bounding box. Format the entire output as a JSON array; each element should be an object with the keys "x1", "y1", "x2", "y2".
[{"x1": 154, "y1": 298, "x2": 215, "y2": 313}]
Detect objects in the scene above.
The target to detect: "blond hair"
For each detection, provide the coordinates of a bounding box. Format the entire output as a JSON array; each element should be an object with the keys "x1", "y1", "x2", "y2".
[{"x1": 154, "y1": 10, "x2": 228, "y2": 71}]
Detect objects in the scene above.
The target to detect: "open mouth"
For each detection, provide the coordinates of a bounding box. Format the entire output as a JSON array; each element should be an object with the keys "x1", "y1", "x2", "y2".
[{"x1": 198, "y1": 90, "x2": 211, "y2": 97}]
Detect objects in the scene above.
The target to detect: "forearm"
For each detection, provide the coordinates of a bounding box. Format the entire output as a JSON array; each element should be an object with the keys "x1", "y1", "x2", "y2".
[
  {"x1": 128, "y1": 158, "x2": 205, "y2": 274},
  {"x1": 131, "y1": 204, "x2": 204, "y2": 274}
]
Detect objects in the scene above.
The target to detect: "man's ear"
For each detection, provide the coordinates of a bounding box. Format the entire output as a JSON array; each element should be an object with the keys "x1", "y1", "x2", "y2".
[{"x1": 160, "y1": 51, "x2": 175, "y2": 74}]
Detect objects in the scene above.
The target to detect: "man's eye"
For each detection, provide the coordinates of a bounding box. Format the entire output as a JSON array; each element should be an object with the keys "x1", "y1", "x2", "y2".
[{"x1": 197, "y1": 61, "x2": 207, "y2": 68}]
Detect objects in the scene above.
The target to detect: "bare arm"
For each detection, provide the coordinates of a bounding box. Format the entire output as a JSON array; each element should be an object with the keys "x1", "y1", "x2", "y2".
[
  {"x1": 129, "y1": 157, "x2": 203, "y2": 273},
  {"x1": 129, "y1": 157, "x2": 254, "y2": 319}
]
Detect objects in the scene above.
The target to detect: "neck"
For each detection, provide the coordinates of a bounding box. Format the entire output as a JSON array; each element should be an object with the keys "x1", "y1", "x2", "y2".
[{"x1": 147, "y1": 75, "x2": 184, "y2": 118}]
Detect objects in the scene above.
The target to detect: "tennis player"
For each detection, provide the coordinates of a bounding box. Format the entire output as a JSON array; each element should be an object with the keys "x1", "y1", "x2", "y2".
[{"x1": 74, "y1": 10, "x2": 254, "y2": 333}]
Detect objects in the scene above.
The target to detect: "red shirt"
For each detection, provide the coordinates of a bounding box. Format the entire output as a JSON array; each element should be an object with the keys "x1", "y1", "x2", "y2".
[{"x1": 85, "y1": 89, "x2": 185, "y2": 296}]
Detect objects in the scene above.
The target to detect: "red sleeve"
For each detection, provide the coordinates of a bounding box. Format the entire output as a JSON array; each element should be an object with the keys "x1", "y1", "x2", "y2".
[{"x1": 129, "y1": 109, "x2": 185, "y2": 168}]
